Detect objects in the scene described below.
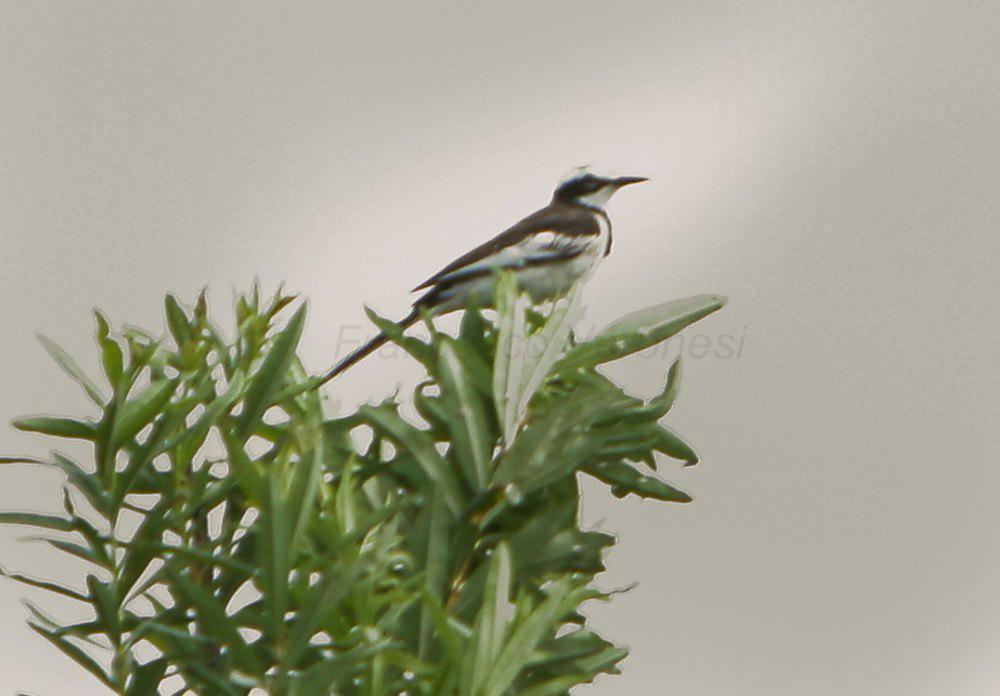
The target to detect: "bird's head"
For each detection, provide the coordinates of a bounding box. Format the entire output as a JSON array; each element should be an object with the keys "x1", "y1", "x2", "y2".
[{"x1": 552, "y1": 165, "x2": 648, "y2": 209}]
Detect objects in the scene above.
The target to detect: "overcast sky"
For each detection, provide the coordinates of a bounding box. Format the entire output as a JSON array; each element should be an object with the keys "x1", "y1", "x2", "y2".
[{"x1": 2, "y1": 2, "x2": 999, "y2": 694}]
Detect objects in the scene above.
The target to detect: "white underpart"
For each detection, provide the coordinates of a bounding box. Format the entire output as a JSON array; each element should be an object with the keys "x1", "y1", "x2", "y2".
[
  {"x1": 434, "y1": 231, "x2": 591, "y2": 285},
  {"x1": 432, "y1": 223, "x2": 608, "y2": 313}
]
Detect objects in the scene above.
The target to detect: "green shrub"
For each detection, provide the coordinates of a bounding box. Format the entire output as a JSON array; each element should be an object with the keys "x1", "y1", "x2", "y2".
[{"x1": 2, "y1": 279, "x2": 724, "y2": 695}]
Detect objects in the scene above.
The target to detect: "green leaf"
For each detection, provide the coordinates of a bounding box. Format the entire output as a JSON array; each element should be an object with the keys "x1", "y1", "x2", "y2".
[
  {"x1": 34, "y1": 537, "x2": 111, "y2": 569},
  {"x1": 141, "y1": 543, "x2": 255, "y2": 578},
  {"x1": 506, "y1": 282, "x2": 584, "y2": 442},
  {"x1": 0, "y1": 456, "x2": 46, "y2": 465},
  {"x1": 164, "y1": 294, "x2": 192, "y2": 347},
  {"x1": 654, "y1": 426, "x2": 699, "y2": 466},
  {"x1": 12, "y1": 416, "x2": 97, "y2": 440},
  {"x1": 119, "y1": 501, "x2": 173, "y2": 599},
  {"x1": 493, "y1": 387, "x2": 630, "y2": 498},
  {"x1": 50, "y1": 453, "x2": 106, "y2": 514},
  {"x1": 266, "y1": 288, "x2": 298, "y2": 321},
  {"x1": 94, "y1": 310, "x2": 125, "y2": 389},
  {"x1": 509, "y1": 509, "x2": 613, "y2": 581},
  {"x1": 37, "y1": 335, "x2": 107, "y2": 406},
  {"x1": 165, "y1": 370, "x2": 246, "y2": 460},
  {"x1": 193, "y1": 288, "x2": 209, "y2": 324},
  {"x1": 290, "y1": 644, "x2": 375, "y2": 695},
  {"x1": 237, "y1": 304, "x2": 307, "y2": 437},
  {"x1": 583, "y1": 460, "x2": 692, "y2": 502},
  {"x1": 459, "y1": 299, "x2": 491, "y2": 356},
  {"x1": 422, "y1": 589, "x2": 469, "y2": 666},
  {"x1": 165, "y1": 566, "x2": 262, "y2": 675},
  {"x1": 493, "y1": 273, "x2": 528, "y2": 447},
  {"x1": 127, "y1": 658, "x2": 167, "y2": 695},
  {"x1": 0, "y1": 511, "x2": 75, "y2": 532},
  {"x1": 259, "y1": 470, "x2": 290, "y2": 644},
  {"x1": 288, "y1": 438, "x2": 322, "y2": 553},
  {"x1": 0, "y1": 567, "x2": 89, "y2": 602},
  {"x1": 183, "y1": 662, "x2": 245, "y2": 696},
  {"x1": 553, "y1": 294, "x2": 726, "y2": 375},
  {"x1": 358, "y1": 403, "x2": 463, "y2": 516},
  {"x1": 530, "y1": 628, "x2": 622, "y2": 669},
  {"x1": 283, "y1": 562, "x2": 363, "y2": 670},
  {"x1": 485, "y1": 580, "x2": 595, "y2": 696},
  {"x1": 418, "y1": 491, "x2": 451, "y2": 659},
  {"x1": 613, "y1": 358, "x2": 683, "y2": 425},
  {"x1": 86, "y1": 574, "x2": 121, "y2": 642},
  {"x1": 413, "y1": 384, "x2": 451, "y2": 437},
  {"x1": 110, "y1": 379, "x2": 177, "y2": 448},
  {"x1": 464, "y1": 542, "x2": 513, "y2": 695},
  {"x1": 437, "y1": 339, "x2": 492, "y2": 490},
  {"x1": 364, "y1": 305, "x2": 434, "y2": 366},
  {"x1": 650, "y1": 358, "x2": 682, "y2": 417},
  {"x1": 29, "y1": 623, "x2": 116, "y2": 690}
]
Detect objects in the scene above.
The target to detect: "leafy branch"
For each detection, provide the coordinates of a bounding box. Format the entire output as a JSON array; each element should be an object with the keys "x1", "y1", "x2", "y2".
[{"x1": 2, "y1": 280, "x2": 724, "y2": 694}]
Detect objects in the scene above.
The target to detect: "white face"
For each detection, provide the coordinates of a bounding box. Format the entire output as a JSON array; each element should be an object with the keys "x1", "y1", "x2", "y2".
[
  {"x1": 574, "y1": 183, "x2": 618, "y2": 208},
  {"x1": 555, "y1": 165, "x2": 622, "y2": 208}
]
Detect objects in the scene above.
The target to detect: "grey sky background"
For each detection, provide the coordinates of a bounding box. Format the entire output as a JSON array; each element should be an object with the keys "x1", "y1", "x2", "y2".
[{"x1": 2, "y1": 2, "x2": 999, "y2": 694}]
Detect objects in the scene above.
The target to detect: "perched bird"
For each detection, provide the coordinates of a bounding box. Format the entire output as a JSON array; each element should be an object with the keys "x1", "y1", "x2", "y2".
[{"x1": 319, "y1": 166, "x2": 647, "y2": 384}]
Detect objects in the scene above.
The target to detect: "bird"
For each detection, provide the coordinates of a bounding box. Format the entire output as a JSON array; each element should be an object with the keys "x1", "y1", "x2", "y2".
[{"x1": 318, "y1": 166, "x2": 648, "y2": 385}]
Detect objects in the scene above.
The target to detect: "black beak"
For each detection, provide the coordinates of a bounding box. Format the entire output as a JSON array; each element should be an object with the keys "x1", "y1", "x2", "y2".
[{"x1": 612, "y1": 175, "x2": 649, "y2": 188}]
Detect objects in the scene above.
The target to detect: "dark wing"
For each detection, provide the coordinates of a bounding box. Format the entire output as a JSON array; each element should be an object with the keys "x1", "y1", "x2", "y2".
[{"x1": 412, "y1": 203, "x2": 600, "y2": 292}]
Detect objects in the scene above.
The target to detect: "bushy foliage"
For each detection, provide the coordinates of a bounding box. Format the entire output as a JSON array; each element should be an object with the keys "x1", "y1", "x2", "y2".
[{"x1": 2, "y1": 280, "x2": 724, "y2": 695}]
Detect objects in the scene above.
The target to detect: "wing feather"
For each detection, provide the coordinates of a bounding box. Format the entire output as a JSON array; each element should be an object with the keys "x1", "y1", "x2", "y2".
[{"x1": 412, "y1": 203, "x2": 600, "y2": 291}]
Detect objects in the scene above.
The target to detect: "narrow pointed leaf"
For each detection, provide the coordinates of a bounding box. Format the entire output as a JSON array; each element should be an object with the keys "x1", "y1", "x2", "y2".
[
  {"x1": 283, "y1": 563, "x2": 362, "y2": 670},
  {"x1": 29, "y1": 624, "x2": 116, "y2": 690},
  {"x1": 485, "y1": 580, "x2": 593, "y2": 696},
  {"x1": 418, "y1": 491, "x2": 451, "y2": 658},
  {"x1": 49, "y1": 453, "x2": 105, "y2": 514},
  {"x1": 0, "y1": 567, "x2": 89, "y2": 601},
  {"x1": 37, "y1": 335, "x2": 107, "y2": 406},
  {"x1": 13, "y1": 416, "x2": 97, "y2": 441},
  {"x1": 358, "y1": 403, "x2": 463, "y2": 516},
  {"x1": 0, "y1": 456, "x2": 46, "y2": 465},
  {"x1": 94, "y1": 310, "x2": 125, "y2": 389},
  {"x1": 32, "y1": 538, "x2": 111, "y2": 568},
  {"x1": 110, "y1": 379, "x2": 177, "y2": 448},
  {"x1": 164, "y1": 294, "x2": 192, "y2": 347},
  {"x1": 493, "y1": 387, "x2": 629, "y2": 497},
  {"x1": 465, "y1": 543, "x2": 513, "y2": 695},
  {"x1": 127, "y1": 659, "x2": 167, "y2": 695},
  {"x1": 364, "y1": 305, "x2": 434, "y2": 366},
  {"x1": 654, "y1": 426, "x2": 699, "y2": 466},
  {"x1": 0, "y1": 511, "x2": 75, "y2": 532},
  {"x1": 553, "y1": 294, "x2": 726, "y2": 375},
  {"x1": 237, "y1": 304, "x2": 307, "y2": 436},
  {"x1": 259, "y1": 471, "x2": 290, "y2": 643},
  {"x1": 165, "y1": 567, "x2": 262, "y2": 675},
  {"x1": 512, "y1": 282, "x2": 583, "y2": 426},
  {"x1": 291, "y1": 644, "x2": 376, "y2": 695},
  {"x1": 162, "y1": 370, "x2": 246, "y2": 457},
  {"x1": 86, "y1": 575, "x2": 120, "y2": 641},
  {"x1": 437, "y1": 339, "x2": 491, "y2": 489},
  {"x1": 583, "y1": 460, "x2": 692, "y2": 502},
  {"x1": 287, "y1": 440, "x2": 321, "y2": 553}
]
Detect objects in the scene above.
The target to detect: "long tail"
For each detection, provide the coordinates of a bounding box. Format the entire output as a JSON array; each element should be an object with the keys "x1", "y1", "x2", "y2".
[{"x1": 316, "y1": 307, "x2": 421, "y2": 387}]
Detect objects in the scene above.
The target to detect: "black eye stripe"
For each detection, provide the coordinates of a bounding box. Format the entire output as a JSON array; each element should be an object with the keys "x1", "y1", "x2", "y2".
[{"x1": 554, "y1": 174, "x2": 608, "y2": 201}]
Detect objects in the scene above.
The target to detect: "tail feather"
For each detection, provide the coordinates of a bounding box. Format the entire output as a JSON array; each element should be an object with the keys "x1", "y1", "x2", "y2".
[{"x1": 317, "y1": 307, "x2": 421, "y2": 387}]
